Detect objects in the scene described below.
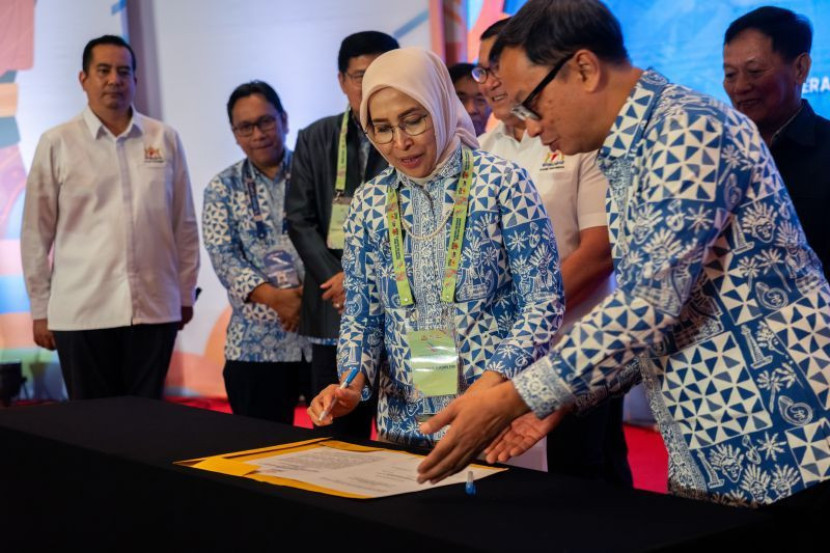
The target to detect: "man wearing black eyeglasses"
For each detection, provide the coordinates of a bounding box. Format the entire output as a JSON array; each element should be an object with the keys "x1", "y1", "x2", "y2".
[
  {"x1": 286, "y1": 31, "x2": 399, "y2": 440},
  {"x1": 448, "y1": 62, "x2": 491, "y2": 135},
  {"x1": 475, "y1": 18, "x2": 631, "y2": 487},
  {"x1": 418, "y1": 0, "x2": 830, "y2": 517},
  {"x1": 202, "y1": 81, "x2": 310, "y2": 424}
]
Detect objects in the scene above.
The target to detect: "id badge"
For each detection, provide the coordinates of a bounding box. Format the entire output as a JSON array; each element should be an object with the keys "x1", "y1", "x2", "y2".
[
  {"x1": 264, "y1": 249, "x2": 300, "y2": 289},
  {"x1": 326, "y1": 196, "x2": 352, "y2": 250},
  {"x1": 409, "y1": 329, "x2": 459, "y2": 397}
]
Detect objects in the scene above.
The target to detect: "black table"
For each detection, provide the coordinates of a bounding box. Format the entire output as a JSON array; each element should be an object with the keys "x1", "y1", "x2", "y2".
[{"x1": 0, "y1": 397, "x2": 774, "y2": 552}]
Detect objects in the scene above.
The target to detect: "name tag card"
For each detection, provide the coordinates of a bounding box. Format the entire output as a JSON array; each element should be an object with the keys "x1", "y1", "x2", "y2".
[
  {"x1": 327, "y1": 196, "x2": 352, "y2": 250},
  {"x1": 409, "y1": 329, "x2": 459, "y2": 397}
]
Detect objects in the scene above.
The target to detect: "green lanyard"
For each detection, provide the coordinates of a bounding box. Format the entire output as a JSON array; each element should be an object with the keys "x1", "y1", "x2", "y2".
[
  {"x1": 386, "y1": 148, "x2": 473, "y2": 306},
  {"x1": 335, "y1": 106, "x2": 350, "y2": 194}
]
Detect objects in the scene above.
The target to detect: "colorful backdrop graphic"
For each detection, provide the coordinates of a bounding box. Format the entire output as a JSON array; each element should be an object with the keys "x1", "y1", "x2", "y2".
[
  {"x1": 468, "y1": 0, "x2": 829, "y2": 115},
  {"x1": 1, "y1": 0, "x2": 827, "y2": 401},
  {"x1": 1, "y1": 0, "x2": 126, "y2": 401}
]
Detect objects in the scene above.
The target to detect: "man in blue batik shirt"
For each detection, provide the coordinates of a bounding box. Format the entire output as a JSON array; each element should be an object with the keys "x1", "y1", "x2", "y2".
[
  {"x1": 203, "y1": 81, "x2": 310, "y2": 424},
  {"x1": 419, "y1": 0, "x2": 830, "y2": 514}
]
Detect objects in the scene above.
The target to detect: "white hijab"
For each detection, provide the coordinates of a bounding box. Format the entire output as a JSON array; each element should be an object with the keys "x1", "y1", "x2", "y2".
[{"x1": 359, "y1": 47, "x2": 479, "y2": 180}]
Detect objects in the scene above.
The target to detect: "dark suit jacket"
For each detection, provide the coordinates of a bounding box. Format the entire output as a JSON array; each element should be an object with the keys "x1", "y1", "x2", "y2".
[
  {"x1": 286, "y1": 111, "x2": 388, "y2": 339},
  {"x1": 770, "y1": 100, "x2": 830, "y2": 281}
]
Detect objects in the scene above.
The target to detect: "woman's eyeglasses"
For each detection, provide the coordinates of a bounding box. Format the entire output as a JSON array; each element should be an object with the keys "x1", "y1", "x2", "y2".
[{"x1": 370, "y1": 113, "x2": 431, "y2": 144}]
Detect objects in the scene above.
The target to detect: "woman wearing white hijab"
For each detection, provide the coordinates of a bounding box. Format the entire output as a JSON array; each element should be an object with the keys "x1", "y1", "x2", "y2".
[{"x1": 308, "y1": 48, "x2": 564, "y2": 447}]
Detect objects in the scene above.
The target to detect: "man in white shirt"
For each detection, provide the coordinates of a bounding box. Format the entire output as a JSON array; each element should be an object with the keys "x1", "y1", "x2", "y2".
[
  {"x1": 21, "y1": 35, "x2": 199, "y2": 400},
  {"x1": 474, "y1": 19, "x2": 631, "y2": 486}
]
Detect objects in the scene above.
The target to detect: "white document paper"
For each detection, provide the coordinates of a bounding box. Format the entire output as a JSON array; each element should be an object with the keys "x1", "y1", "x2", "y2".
[{"x1": 249, "y1": 445, "x2": 502, "y2": 498}]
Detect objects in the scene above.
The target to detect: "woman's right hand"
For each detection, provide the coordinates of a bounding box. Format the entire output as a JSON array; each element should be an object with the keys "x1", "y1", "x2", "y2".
[{"x1": 307, "y1": 384, "x2": 361, "y2": 426}]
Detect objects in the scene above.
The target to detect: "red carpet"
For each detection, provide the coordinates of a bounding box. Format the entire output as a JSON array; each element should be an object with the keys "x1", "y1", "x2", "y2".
[
  {"x1": 623, "y1": 424, "x2": 668, "y2": 493},
  {"x1": 168, "y1": 396, "x2": 669, "y2": 494}
]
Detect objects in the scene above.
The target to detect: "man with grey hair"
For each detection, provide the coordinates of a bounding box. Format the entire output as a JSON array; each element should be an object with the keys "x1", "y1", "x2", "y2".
[{"x1": 723, "y1": 6, "x2": 829, "y2": 282}]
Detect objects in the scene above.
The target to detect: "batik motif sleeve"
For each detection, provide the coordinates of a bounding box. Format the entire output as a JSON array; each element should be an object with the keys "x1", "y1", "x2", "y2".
[
  {"x1": 337, "y1": 185, "x2": 384, "y2": 399},
  {"x1": 486, "y1": 164, "x2": 564, "y2": 378},
  {"x1": 514, "y1": 110, "x2": 751, "y2": 416},
  {"x1": 202, "y1": 174, "x2": 267, "y2": 305}
]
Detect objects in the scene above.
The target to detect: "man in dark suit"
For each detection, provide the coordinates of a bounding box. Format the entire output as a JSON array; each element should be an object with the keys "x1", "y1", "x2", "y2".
[
  {"x1": 286, "y1": 31, "x2": 398, "y2": 439},
  {"x1": 723, "y1": 6, "x2": 830, "y2": 280}
]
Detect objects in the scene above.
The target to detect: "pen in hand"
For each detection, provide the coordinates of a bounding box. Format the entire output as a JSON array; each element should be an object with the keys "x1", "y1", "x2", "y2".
[{"x1": 318, "y1": 367, "x2": 360, "y2": 422}]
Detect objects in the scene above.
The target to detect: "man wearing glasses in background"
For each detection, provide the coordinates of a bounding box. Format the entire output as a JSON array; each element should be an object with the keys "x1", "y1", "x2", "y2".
[
  {"x1": 287, "y1": 31, "x2": 399, "y2": 439},
  {"x1": 419, "y1": 0, "x2": 830, "y2": 521},
  {"x1": 202, "y1": 81, "x2": 310, "y2": 424},
  {"x1": 472, "y1": 18, "x2": 631, "y2": 486},
  {"x1": 448, "y1": 62, "x2": 491, "y2": 135},
  {"x1": 22, "y1": 35, "x2": 199, "y2": 400}
]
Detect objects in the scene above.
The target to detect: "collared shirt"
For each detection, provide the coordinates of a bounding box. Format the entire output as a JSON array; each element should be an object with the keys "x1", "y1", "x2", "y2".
[
  {"x1": 338, "y1": 146, "x2": 564, "y2": 448},
  {"x1": 513, "y1": 69, "x2": 830, "y2": 506},
  {"x1": 769, "y1": 100, "x2": 830, "y2": 281},
  {"x1": 479, "y1": 121, "x2": 613, "y2": 329},
  {"x1": 202, "y1": 154, "x2": 310, "y2": 362},
  {"x1": 21, "y1": 107, "x2": 199, "y2": 330}
]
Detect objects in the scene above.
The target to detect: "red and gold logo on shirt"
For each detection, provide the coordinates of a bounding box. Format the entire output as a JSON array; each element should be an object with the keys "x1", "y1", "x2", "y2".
[
  {"x1": 144, "y1": 146, "x2": 165, "y2": 163},
  {"x1": 539, "y1": 150, "x2": 566, "y2": 171}
]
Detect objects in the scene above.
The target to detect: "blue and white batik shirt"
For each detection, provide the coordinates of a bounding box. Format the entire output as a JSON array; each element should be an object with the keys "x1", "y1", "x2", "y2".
[
  {"x1": 339, "y1": 146, "x2": 564, "y2": 447},
  {"x1": 203, "y1": 153, "x2": 310, "y2": 363},
  {"x1": 513, "y1": 70, "x2": 830, "y2": 507}
]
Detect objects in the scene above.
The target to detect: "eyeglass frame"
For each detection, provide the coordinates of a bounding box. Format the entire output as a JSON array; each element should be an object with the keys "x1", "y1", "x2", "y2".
[
  {"x1": 342, "y1": 70, "x2": 366, "y2": 85},
  {"x1": 232, "y1": 114, "x2": 279, "y2": 137},
  {"x1": 510, "y1": 52, "x2": 575, "y2": 122},
  {"x1": 368, "y1": 112, "x2": 433, "y2": 144},
  {"x1": 471, "y1": 63, "x2": 495, "y2": 84}
]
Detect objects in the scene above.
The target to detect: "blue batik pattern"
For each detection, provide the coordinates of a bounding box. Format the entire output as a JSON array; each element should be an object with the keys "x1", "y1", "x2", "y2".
[
  {"x1": 339, "y1": 146, "x2": 564, "y2": 448},
  {"x1": 202, "y1": 154, "x2": 310, "y2": 362},
  {"x1": 513, "y1": 70, "x2": 830, "y2": 506}
]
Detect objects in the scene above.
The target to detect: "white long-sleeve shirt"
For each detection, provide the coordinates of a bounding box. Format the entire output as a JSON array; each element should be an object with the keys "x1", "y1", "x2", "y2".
[
  {"x1": 21, "y1": 107, "x2": 199, "y2": 330},
  {"x1": 479, "y1": 122, "x2": 614, "y2": 330}
]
